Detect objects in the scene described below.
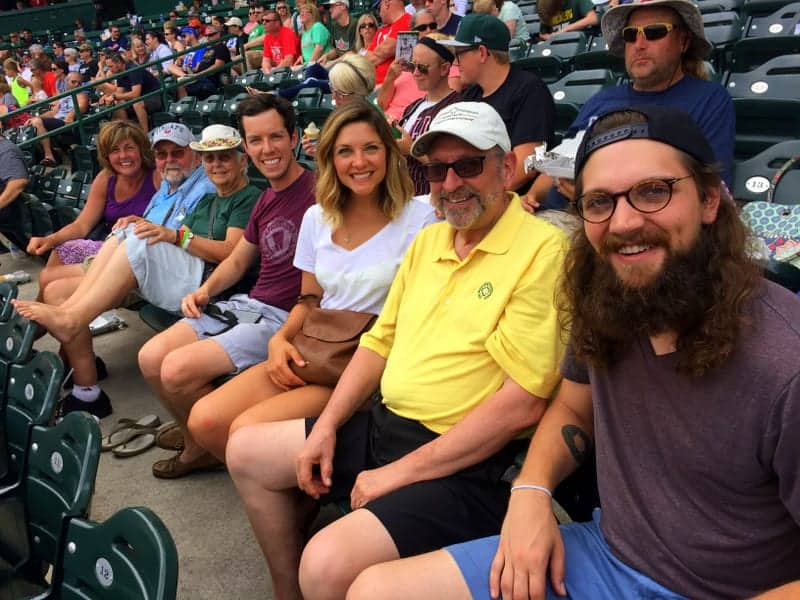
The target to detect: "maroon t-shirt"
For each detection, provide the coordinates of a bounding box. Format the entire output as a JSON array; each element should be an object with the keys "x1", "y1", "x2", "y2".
[{"x1": 243, "y1": 169, "x2": 315, "y2": 312}]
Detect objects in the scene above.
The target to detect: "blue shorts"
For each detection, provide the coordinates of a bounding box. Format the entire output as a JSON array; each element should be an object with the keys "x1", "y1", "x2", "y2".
[
  {"x1": 447, "y1": 510, "x2": 687, "y2": 600},
  {"x1": 183, "y1": 294, "x2": 288, "y2": 373}
]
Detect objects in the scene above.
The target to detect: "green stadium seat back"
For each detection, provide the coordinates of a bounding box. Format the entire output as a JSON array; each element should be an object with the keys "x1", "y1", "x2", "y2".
[
  {"x1": 22, "y1": 193, "x2": 54, "y2": 238},
  {"x1": 513, "y1": 54, "x2": 566, "y2": 83},
  {"x1": 743, "y1": 0, "x2": 796, "y2": 18},
  {"x1": 292, "y1": 87, "x2": 323, "y2": 110},
  {"x1": 744, "y1": 2, "x2": 800, "y2": 37},
  {"x1": 733, "y1": 98, "x2": 800, "y2": 159},
  {"x1": 198, "y1": 94, "x2": 225, "y2": 121},
  {"x1": 167, "y1": 96, "x2": 198, "y2": 117},
  {"x1": 730, "y1": 35, "x2": 800, "y2": 72},
  {"x1": 548, "y1": 68, "x2": 616, "y2": 106},
  {"x1": 295, "y1": 107, "x2": 334, "y2": 131},
  {"x1": 695, "y1": 0, "x2": 745, "y2": 13},
  {"x1": 138, "y1": 303, "x2": 180, "y2": 333},
  {"x1": 180, "y1": 110, "x2": 205, "y2": 134},
  {"x1": 726, "y1": 53, "x2": 800, "y2": 100},
  {"x1": 574, "y1": 36, "x2": 627, "y2": 74},
  {"x1": 0, "y1": 282, "x2": 17, "y2": 323},
  {"x1": 0, "y1": 311, "x2": 36, "y2": 366},
  {"x1": 528, "y1": 31, "x2": 588, "y2": 61},
  {"x1": 54, "y1": 507, "x2": 178, "y2": 600},
  {"x1": 55, "y1": 179, "x2": 81, "y2": 203},
  {"x1": 732, "y1": 140, "x2": 800, "y2": 203},
  {"x1": 2, "y1": 351, "x2": 64, "y2": 490},
  {"x1": 235, "y1": 69, "x2": 263, "y2": 87}
]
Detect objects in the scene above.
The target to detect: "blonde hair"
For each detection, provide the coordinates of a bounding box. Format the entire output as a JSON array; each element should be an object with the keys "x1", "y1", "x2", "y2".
[
  {"x1": 3, "y1": 58, "x2": 19, "y2": 74},
  {"x1": 315, "y1": 101, "x2": 413, "y2": 228},
  {"x1": 472, "y1": 0, "x2": 495, "y2": 14},
  {"x1": 329, "y1": 54, "x2": 376, "y2": 98},
  {"x1": 355, "y1": 14, "x2": 378, "y2": 52},
  {"x1": 97, "y1": 121, "x2": 156, "y2": 173},
  {"x1": 299, "y1": 3, "x2": 320, "y2": 23}
]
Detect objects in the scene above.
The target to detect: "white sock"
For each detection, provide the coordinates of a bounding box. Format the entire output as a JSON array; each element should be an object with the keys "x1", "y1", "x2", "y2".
[{"x1": 71, "y1": 385, "x2": 101, "y2": 403}]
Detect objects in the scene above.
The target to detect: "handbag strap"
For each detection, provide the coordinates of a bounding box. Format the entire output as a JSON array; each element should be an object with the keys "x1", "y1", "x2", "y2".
[{"x1": 767, "y1": 155, "x2": 800, "y2": 204}]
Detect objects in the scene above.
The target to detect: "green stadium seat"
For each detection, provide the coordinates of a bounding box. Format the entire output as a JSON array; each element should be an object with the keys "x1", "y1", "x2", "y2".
[
  {"x1": 513, "y1": 54, "x2": 567, "y2": 83},
  {"x1": 548, "y1": 68, "x2": 616, "y2": 106},
  {"x1": 0, "y1": 351, "x2": 64, "y2": 492},
  {"x1": 573, "y1": 36, "x2": 626, "y2": 75},
  {"x1": 729, "y1": 35, "x2": 800, "y2": 72},
  {"x1": 695, "y1": 0, "x2": 745, "y2": 13},
  {"x1": 70, "y1": 146, "x2": 98, "y2": 177},
  {"x1": 138, "y1": 303, "x2": 180, "y2": 333},
  {"x1": 292, "y1": 87, "x2": 323, "y2": 110},
  {"x1": 48, "y1": 507, "x2": 178, "y2": 600},
  {"x1": 0, "y1": 282, "x2": 17, "y2": 324},
  {"x1": 21, "y1": 192, "x2": 55, "y2": 239},
  {"x1": 0, "y1": 412, "x2": 101, "y2": 598},
  {"x1": 726, "y1": 53, "x2": 800, "y2": 99},
  {"x1": 168, "y1": 96, "x2": 198, "y2": 118},
  {"x1": 235, "y1": 69, "x2": 263, "y2": 87},
  {"x1": 732, "y1": 139, "x2": 800, "y2": 203},
  {"x1": 198, "y1": 94, "x2": 225, "y2": 124},
  {"x1": 742, "y1": 0, "x2": 796, "y2": 17},
  {"x1": 733, "y1": 97, "x2": 800, "y2": 159},
  {"x1": 702, "y1": 10, "x2": 743, "y2": 70},
  {"x1": 744, "y1": 1, "x2": 800, "y2": 37},
  {"x1": 180, "y1": 110, "x2": 205, "y2": 134}
]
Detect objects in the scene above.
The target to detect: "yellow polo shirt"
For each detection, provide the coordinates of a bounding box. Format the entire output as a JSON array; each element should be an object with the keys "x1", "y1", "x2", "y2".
[{"x1": 360, "y1": 195, "x2": 568, "y2": 434}]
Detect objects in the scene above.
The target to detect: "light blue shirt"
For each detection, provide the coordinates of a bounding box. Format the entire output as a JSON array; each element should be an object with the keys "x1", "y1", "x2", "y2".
[{"x1": 142, "y1": 165, "x2": 215, "y2": 229}]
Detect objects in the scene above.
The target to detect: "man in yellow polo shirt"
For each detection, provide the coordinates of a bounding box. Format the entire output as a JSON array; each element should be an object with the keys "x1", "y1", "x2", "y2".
[{"x1": 225, "y1": 102, "x2": 568, "y2": 600}]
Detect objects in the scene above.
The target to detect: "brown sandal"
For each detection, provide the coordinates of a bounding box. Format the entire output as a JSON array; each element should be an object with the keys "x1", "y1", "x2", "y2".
[{"x1": 151, "y1": 451, "x2": 225, "y2": 479}]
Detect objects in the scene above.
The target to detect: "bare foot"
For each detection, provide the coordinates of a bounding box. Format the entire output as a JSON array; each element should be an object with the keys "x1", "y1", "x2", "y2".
[{"x1": 11, "y1": 299, "x2": 83, "y2": 343}]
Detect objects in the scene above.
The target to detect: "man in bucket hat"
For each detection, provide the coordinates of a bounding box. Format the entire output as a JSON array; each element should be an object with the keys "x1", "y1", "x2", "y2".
[
  {"x1": 225, "y1": 101, "x2": 567, "y2": 600},
  {"x1": 529, "y1": 0, "x2": 734, "y2": 211},
  {"x1": 346, "y1": 105, "x2": 800, "y2": 600}
]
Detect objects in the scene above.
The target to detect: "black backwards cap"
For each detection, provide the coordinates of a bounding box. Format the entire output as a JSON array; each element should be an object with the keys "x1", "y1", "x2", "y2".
[{"x1": 574, "y1": 105, "x2": 715, "y2": 177}]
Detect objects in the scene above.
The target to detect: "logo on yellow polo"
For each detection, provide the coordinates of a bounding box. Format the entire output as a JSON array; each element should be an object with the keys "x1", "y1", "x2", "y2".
[{"x1": 477, "y1": 282, "x2": 493, "y2": 299}]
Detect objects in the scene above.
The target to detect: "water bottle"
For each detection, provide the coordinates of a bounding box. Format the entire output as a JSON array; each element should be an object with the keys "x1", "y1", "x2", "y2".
[{"x1": 0, "y1": 270, "x2": 32, "y2": 284}]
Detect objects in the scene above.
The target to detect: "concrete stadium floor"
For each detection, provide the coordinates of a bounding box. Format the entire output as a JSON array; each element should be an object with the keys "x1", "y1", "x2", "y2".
[{"x1": 5, "y1": 252, "x2": 272, "y2": 599}]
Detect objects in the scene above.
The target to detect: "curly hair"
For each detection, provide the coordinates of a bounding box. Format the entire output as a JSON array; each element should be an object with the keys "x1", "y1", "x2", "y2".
[
  {"x1": 315, "y1": 100, "x2": 413, "y2": 229},
  {"x1": 96, "y1": 120, "x2": 155, "y2": 173},
  {"x1": 561, "y1": 111, "x2": 761, "y2": 377}
]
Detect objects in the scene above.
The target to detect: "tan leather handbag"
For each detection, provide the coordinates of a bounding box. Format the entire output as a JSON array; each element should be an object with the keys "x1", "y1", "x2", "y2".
[{"x1": 289, "y1": 308, "x2": 377, "y2": 387}]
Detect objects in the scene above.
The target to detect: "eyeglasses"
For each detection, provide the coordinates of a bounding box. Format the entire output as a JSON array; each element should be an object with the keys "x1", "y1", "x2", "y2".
[
  {"x1": 575, "y1": 175, "x2": 692, "y2": 223},
  {"x1": 414, "y1": 22, "x2": 437, "y2": 32},
  {"x1": 423, "y1": 156, "x2": 487, "y2": 182},
  {"x1": 202, "y1": 151, "x2": 238, "y2": 163},
  {"x1": 621, "y1": 22, "x2": 680, "y2": 43},
  {"x1": 330, "y1": 86, "x2": 353, "y2": 97},
  {"x1": 277, "y1": 5, "x2": 288, "y2": 9},
  {"x1": 402, "y1": 61, "x2": 432, "y2": 74},
  {"x1": 262, "y1": 18, "x2": 278, "y2": 22},
  {"x1": 454, "y1": 46, "x2": 479, "y2": 62},
  {"x1": 359, "y1": 22, "x2": 377, "y2": 29}
]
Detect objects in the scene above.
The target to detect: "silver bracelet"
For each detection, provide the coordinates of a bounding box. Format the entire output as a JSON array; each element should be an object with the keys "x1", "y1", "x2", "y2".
[{"x1": 510, "y1": 484, "x2": 552, "y2": 498}]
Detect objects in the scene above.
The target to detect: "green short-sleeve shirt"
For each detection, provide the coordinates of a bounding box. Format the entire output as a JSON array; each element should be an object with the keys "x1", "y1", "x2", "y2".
[
  {"x1": 184, "y1": 184, "x2": 260, "y2": 241},
  {"x1": 301, "y1": 22, "x2": 332, "y2": 63},
  {"x1": 248, "y1": 23, "x2": 265, "y2": 53},
  {"x1": 540, "y1": 0, "x2": 595, "y2": 33}
]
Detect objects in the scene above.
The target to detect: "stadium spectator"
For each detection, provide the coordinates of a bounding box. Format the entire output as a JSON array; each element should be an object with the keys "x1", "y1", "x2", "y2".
[
  {"x1": 225, "y1": 102, "x2": 566, "y2": 600},
  {"x1": 294, "y1": 4, "x2": 332, "y2": 68},
  {"x1": 472, "y1": 0, "x2": 530, "y2": 45},
  {"x1": 355, "y1": 13, "x2": 378, "y2": 54},
  {"x1": 139, "y1": 94, "x2": 317, "y2": 478},
  {"x1": 349, "y1": 104, "x2": 800, "y2": 600},
  {"x1": 320, "y1": 0, "x2": 358, "y2": 65},
  {"x1": 538, "y1": 0, "x2": 599, "y2": 39},
  {"x1": 145, "y1": 30, "x2": 173, "y2": 76},
  {"x1": 366, "y1": 0, "x2": 412, "y2": 85},
  {"x1": 448, "y1": 14, "x2": 555, "y2": 194},
  {"x1": 529, "y1": 0, "x2": 735, "y2": 211},
  {"x1": 260, "y1": 8, "x2": 298, "y2": 73},
  {"x1": 0, "y1": 131, "x2": 29, "y2": 250},
  {"x1": 101, "y1": 52, "x2": 163, "y2": 131},
  {"x1": 425, "y1": 0, "x2": 462, "y2": 34},
  {"x1": 27, "y1": 72, "x2": 88, "y2": 167},
  {"x1": 102, "y1": 25, "x2": 129, "y2": 52},
  {"x1": 243, "y1": 4, "x2": 267, "y2": 70},
  {"x1": 14, "y1": 124, "x2": 260, "y2": 419},
  {"x1": 77, "y1": 44, "x2": 99, "y2": 82}
]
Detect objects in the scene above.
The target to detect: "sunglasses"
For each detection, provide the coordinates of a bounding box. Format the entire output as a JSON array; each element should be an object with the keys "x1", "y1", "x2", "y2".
[
  {"x1": 277, "y1": 5, "x2": 288, "y2": 8},
  {"x1": 414, "y1": 22, "x2": 437, "y2": 32},
  {"x1": 359, "y1": 22, "x2": 377, "y2": 29},
  {"x1": 621, "y1": 22, "x2": 679, "y2": 43},
  {"x1": 402, "y1": 61, "x2": 431, "y2": 74},
  {"x1": 423, "y1": 156, "x2": 486, "y2": 182},
  {"x1": 262, "y1": 17, "x2": 278, "y2": 22}
]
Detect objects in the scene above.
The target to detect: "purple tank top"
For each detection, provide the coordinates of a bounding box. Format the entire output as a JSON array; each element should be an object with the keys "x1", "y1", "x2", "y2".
[{"x1": 103, "y1": 170, "x2": 157, "y2": 224}]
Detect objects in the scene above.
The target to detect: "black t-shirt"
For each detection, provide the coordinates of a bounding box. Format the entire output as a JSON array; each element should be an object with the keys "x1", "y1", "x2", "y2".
[
  {"x1": 462, "y1": 67, "x2": 555, "y2": 150},
  {"x1": 79, "y1": 59, "x2": 99, "y2": 82},
  {"x1": 117, "y1": 62, "x2": 161, "y2": 95},
  {"x1": 193, "y1": 42, "x2": 231, "y2": 86}
]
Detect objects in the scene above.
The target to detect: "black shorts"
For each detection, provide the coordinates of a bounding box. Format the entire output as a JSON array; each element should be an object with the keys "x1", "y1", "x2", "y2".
[
  {"x1": 40, "y1": 117, "x2": 65, "y2": 132},
  {"x1": 125, "y1": 94, "x2": 162, "y2": 117},
  {"x1": 305, "y1": 404, "x2": 525, "y2": 557}
]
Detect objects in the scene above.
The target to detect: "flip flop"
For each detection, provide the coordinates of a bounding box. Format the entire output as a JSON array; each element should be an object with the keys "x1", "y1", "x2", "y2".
[
  {"x1": 101, "y1": 414, "x2": 161, "y2": 452},
  {"x1": 112, "y1": 432, "x2": 157, "y2": 458}
]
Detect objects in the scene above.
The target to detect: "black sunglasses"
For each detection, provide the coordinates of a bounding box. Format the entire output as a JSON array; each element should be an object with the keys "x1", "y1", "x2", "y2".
[
  {"x1": 262, "y1": 17, "x2": 279, "y2": 22},
  {"x1": 423, "y1": 156, "x2": 487, "y2": 182},
  {"x1": 621, "y1": 22, "x2": 679, "y2": 43},
  {"x1": 402, "y1": 61, "x2": 431, "y2": 74},
  {"x1": 414, "y1": 22, "x2": 437, "y2": 32},
  {"x1": 359, "y1": 22, "x2": 377, "y2": 29}
]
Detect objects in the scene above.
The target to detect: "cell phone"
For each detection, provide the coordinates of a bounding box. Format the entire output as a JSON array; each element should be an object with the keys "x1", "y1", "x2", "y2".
[{"x1": 229, "y1": 308, "x2": 262, "y2": 324}]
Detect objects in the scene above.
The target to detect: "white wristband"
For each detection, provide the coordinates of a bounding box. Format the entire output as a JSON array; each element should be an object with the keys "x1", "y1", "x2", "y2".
[{"x1": 510, "y1": 484, "x2": 552, "y2": 498}]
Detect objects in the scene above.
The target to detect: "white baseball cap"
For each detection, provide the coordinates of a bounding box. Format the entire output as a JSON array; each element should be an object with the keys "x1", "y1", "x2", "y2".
[
  {"x1": 411, "y1": 102, "x2": 511, "y2": 158},
  {"x1": 224, "y1": 16, "x2": 243, "y2": 27},
  {"x1": 150, "y1": 122, "x2": 194, "y2": 147}
]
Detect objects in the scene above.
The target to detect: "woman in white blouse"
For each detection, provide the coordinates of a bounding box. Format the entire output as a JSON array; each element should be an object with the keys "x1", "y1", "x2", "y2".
[{"x1": 187, "y1": 100, "x2": 437, "y2": 461}]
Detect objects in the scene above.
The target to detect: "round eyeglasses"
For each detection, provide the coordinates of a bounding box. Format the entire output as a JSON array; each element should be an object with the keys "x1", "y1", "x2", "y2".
[{"x1": 575, "y1": 176, "x2": 692, "y2": 224}]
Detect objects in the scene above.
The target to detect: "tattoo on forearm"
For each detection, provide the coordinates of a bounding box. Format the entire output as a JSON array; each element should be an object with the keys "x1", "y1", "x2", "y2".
[{"x1": 562, "y1": 425, "x2": 592, "y2": 465}]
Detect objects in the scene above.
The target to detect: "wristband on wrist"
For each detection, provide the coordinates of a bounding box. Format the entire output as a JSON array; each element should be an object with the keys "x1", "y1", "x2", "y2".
[
  {"x1": 174, "y1": 228, "x2": 180, "y2": 245},
  {"x1": 510, "y1": 484, "x2": 552, "y2": 498},
  {"x1": 177, "y1": 225, "x2": 193, "y2": 249}
]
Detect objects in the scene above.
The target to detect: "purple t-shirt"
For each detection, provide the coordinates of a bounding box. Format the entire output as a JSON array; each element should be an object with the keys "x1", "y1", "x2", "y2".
[
  {"x1": 103, "y1": 170, "x2": 157, "y2": 225},
  {"x1": 561, "y1": 279, "x2": 800, "y2": 598},
  {"x1": 243, "y1": 169, "x2": 315, "y2": 312}
]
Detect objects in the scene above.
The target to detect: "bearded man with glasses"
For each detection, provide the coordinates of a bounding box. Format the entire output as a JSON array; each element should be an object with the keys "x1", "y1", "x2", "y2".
[
  {"x1": 232, "y1": 100, "x2": 567, "y2": 600},
  {"x1": 528, "y1": 0, "x2": 734, "y2": 213}
]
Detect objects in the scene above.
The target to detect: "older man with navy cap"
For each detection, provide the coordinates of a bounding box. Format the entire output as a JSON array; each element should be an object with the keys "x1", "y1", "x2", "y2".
[
  {"x1": 347, "y1": 104, "x2": 800, "y2": 600},
  {"x1": 225, "y1": 101, "x2": 568, "y2": 600}
]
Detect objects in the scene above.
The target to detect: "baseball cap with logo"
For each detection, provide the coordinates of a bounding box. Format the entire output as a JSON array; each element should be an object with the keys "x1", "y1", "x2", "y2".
[
  {"x1": 411, "y1": 102, "x2": 511, "y2": 157},
  {"x1": 150, "y1": 123, "x2": 195, "y2": 148},
  {"x1": 439, "y1": 13, "x2": 510, "y2": 51}
]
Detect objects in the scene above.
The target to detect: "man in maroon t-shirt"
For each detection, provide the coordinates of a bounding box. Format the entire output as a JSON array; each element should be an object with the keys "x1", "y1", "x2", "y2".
[
  {"x1": 138, "y1": 94, "x2": 315, "y2": 479},
  {"x1": 261, "y1": 8, "x2": 298, "y2": 73},
  {"x1": 366, "y1": 0, "x2": 412, "y2": 84}
]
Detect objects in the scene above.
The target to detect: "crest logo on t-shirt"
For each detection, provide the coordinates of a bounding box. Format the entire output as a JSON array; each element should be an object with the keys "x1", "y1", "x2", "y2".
[{"x1": 262, "y1": 216, "x2": 298, "y2": 261}]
